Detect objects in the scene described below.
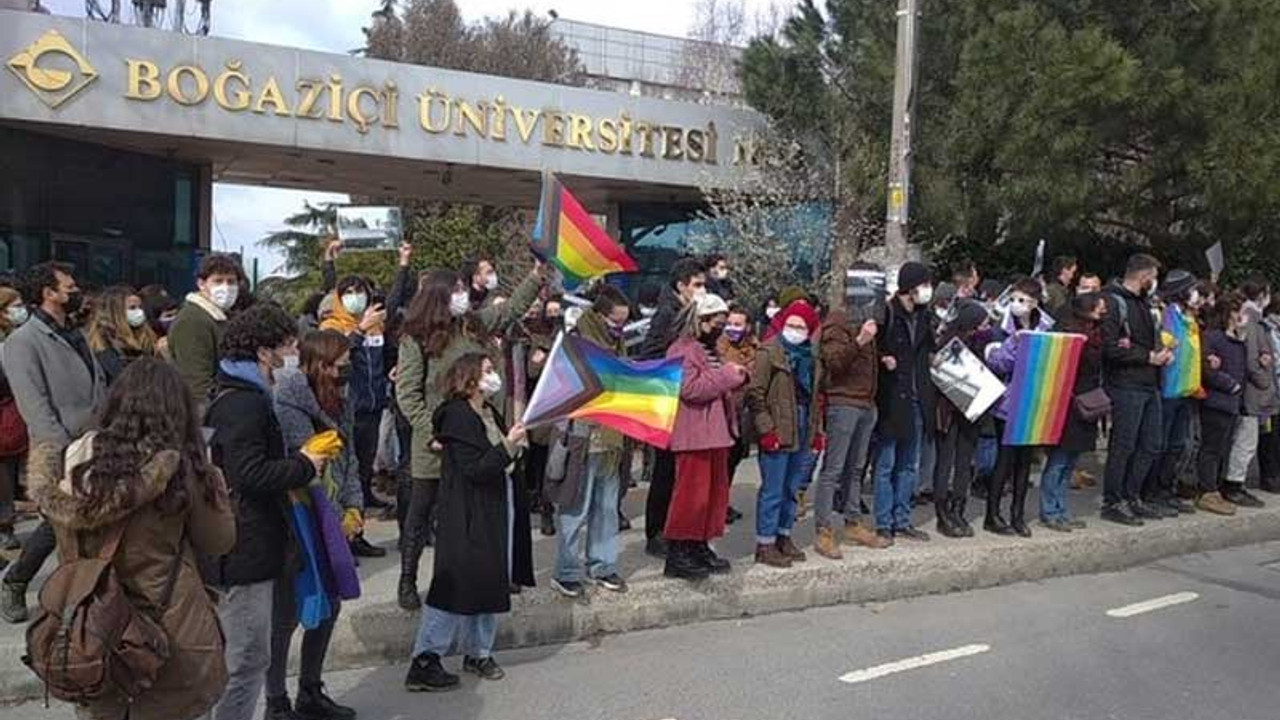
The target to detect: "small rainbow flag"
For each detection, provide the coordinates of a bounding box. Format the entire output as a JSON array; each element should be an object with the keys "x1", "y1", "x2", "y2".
[
  {"x1": 1002, "y1": 332, "x2": 1085, "y2": 446},
  {"x1": 522, "y1": 333, "x2": 683, "y2": 448},
  {"x1": 532, "y1": 173, "x2": 639, "y2": 288},
  {"x1": 1161, "y1": 305, "x2": 1202, "y2": 399}
]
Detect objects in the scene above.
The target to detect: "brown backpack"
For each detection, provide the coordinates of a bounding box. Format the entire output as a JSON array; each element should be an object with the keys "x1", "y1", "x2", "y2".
[{"x1": 24, "y1": 520, "x2": 182, "y2": 704}]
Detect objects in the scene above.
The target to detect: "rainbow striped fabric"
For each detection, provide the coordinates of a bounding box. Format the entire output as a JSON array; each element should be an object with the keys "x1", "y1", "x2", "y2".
[
  {"x1": 1002, "y1": 332, "x2": 1086, "y2": 446},
  {"x1": 532, "y1": 173, "x2": 639, "y2": 288},
  {"x1": 522, "y1": 333, "x2": 683, "y2": 448},
  {"x1": 1161, "y1": 305, "x2": 1202, "y2": 399}
]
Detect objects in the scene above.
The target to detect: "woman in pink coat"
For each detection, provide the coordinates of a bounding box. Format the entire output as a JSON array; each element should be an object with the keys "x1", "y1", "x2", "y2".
[{"x1": 663, "y1": 293, "x2": 749, "y2": 582}]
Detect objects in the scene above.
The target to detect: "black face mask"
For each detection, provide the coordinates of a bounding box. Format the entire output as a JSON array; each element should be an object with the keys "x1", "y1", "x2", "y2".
[
  {"x1": 335, "y1": 365, "x2": 352, "y2": 386},
  {"x1": 63, "y1": 291, "x2": 83, "y2": 315}
]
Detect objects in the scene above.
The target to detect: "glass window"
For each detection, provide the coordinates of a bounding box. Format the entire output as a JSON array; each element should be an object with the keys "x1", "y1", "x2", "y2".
[{"x1": 174, "y1": 173, "x2": 193, "y2": 246}]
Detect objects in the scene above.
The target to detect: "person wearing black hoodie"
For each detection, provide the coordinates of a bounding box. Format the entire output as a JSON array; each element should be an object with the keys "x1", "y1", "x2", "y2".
[
  {"x1": 639, "y1": 258, "x2": 707, "y2": 558},
  {"x1": 1099, "y1": 254, "x2": 1173, "y2": 527},
  {"x1": 931, "y1": 299, "x2": 991, "y2": 538}
]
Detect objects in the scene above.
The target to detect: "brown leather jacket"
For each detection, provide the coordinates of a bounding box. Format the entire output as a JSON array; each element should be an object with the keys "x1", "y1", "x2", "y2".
[{"x1": 819, "y1": 309, "x2": 878, "y2": 408}]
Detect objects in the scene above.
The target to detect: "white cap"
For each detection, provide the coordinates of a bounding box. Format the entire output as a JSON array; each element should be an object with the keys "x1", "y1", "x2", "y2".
[{"x1": 695, "y1": 293, "x2": 730, "y2": 317}]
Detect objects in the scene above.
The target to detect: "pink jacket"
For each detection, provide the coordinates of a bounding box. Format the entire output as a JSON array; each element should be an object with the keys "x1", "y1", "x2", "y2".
[{"x1": 667, "y1": 336, "x2": 745, "y2": 452}]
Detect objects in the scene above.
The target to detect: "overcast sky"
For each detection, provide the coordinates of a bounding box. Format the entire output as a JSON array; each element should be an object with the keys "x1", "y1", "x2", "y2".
[{"x1": 41, "y1": 0, "x2": 782, "y2": 276}]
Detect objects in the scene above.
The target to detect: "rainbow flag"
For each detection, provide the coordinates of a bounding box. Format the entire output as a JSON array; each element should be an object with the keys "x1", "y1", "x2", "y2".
[
  {"x1": 522, "y1": 333, "x2": 683, "y2": 448},
  {"x1": 532, "y1": 173, "x2": 639, "y2": 288},
  {"x1": 1161, "y1": 305, "x2": 1202, "y2": 399},
  {"x1": 1002, "y1": 332, "x2": 1085, "y2": 446}
]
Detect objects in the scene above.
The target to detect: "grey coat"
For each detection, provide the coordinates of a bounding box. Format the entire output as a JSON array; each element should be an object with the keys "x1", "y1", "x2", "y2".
[
  {"x1": 1244, "y1": 320, "x2": 1279, "y2": 418},
  {"x1": 272, "y1": 368, "x2": 363, "y2": 513},
  {"x1": 1, "y1": 314, "x2": 105, "y2": 445}
]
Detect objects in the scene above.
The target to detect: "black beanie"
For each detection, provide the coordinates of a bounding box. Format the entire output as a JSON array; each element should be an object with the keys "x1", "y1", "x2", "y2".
[
  {"x1": 951, "y1": 299, "x2": 989, "y2": 334},
  {"x1": 897, "y1": 262, "x2": 931, "y2": 295}
]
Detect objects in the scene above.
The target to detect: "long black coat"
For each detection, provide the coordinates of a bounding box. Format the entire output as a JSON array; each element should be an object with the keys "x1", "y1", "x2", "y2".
[
  {"x1": 1058, "y1": 319, "x2": 1103, "y2": 454},
  {"x1": 426, "y1": 398, "x2": 535, "y2": 616},
  {"x1": 876, "y1": 297, "x2": 938, "y2": 441}
]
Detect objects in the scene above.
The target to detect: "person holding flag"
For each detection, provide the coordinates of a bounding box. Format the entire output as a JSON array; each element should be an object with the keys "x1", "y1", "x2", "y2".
[{"x1": 1147, "y1": 270, "x2": 1204, "y2": 516}]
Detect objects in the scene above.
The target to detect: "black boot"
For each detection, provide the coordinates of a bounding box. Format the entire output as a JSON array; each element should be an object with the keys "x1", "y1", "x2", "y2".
[
  {"x1": 265, "y1": 695, "x2": 302, "y2": 720},
  {"x1": 935, "y1": 493, "x2": 963, "y2": 538},
  {"x1": 1010, "y1": 477, "x2": 1031, "y2": 538},
  {"x1": 984, "y1": 491, "x2": 1014, "y2": 536},
  {"x1": 405, "y1": 653, "x2": 459, "y2": 692},
  {"x1": 663, "y1": 541, "x2": 710, "y2": 581},
  {"x1": 296, "y1": 683, "x2": 356, "y2": 720},
  {"x1": 539, "y1": 507, "x2": 556, "y2": 536},
  {"x1": 952, "y1": 496, "x2": 975, "y2": 537}
]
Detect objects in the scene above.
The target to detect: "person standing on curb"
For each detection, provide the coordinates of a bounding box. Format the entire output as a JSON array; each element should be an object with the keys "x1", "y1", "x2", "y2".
[
  {"x1": 718, "y1": 304, "x2": 759, "y2": 526},
  {"x1": 930, "y1": 299, "x2": 993, "y2": 538},
  {"x1": 1146, "y1": 270, "x2": 1204, "y2": 516},
  {"x1": 1197, "y1": 293, "x2": 1249, "y2": 516},
  {"x1": 1222, "y1": 278, "x2": 1276, "y2": 508},
  {"x1": 170, "y1": 253, "x2": 241, "y2": 404}
]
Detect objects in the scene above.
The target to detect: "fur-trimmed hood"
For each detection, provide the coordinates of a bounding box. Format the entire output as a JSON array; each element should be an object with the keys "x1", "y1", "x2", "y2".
[{"x1": 28, "y1": 433, "x2": 180, "y2": 531}]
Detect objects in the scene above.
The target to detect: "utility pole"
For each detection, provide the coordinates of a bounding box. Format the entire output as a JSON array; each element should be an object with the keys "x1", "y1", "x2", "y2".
[{"x1": 884, "y1": 0, "x2": 921, "y2": 263}]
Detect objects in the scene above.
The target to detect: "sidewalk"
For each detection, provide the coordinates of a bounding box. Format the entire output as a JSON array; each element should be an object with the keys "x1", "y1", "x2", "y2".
[{"x1": 3, "y1": 457, "x2": 1279, "y2": 703}]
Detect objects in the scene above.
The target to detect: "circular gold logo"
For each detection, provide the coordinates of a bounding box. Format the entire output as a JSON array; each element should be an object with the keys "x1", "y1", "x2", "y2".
[{"x1": 7, "y1": 29, "x2": 98, "y2": 108}]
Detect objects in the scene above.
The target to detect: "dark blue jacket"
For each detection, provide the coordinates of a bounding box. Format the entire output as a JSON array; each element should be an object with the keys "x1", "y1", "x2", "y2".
[
  {"x1": 1203, "y1": 329, "x2": 1246, "y2": 416},
  {"x1": 348, "y1": 333, "x2": 389, "y2": 416}
]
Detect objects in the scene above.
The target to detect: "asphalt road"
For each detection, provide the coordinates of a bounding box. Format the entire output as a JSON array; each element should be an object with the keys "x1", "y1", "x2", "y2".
[{"x1": 6, "y1": 541, "x2": 1280, "y2": 720}]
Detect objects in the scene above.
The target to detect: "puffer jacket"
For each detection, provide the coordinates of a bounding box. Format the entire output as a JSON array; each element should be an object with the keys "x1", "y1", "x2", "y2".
[
  {"x1": 1203, "y1": 329, "x2": 1247, "y2": 416},
  {"x1": 30, "y1": 437, "x2": 236, "y2": 720}
]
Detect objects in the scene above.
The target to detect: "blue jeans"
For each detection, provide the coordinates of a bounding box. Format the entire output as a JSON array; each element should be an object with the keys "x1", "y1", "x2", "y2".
[
  {"x1": 412, "y1": 606, "x2": 498, "y2": 659},
  {"x1": 756, "y1": 406, "x2": 815, "y2": 544},
  {"x1": 874, "y1": 402, "x2": 923, "y2": 531},
  {"x1": 554, "y1": 452, "x2": 621, "y2": 583},
  {"x1": 1039, "y1": 448, "x2": 1078, "y2": 522}
]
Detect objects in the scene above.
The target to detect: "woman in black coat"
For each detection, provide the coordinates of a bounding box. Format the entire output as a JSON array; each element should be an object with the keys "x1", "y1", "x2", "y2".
[
  {"x1": 1036, "y1": 293, "x2": 1105, "y2": 531},
  {"x1": 404, "y1": 352, "x2": 534, "y2": 693}
]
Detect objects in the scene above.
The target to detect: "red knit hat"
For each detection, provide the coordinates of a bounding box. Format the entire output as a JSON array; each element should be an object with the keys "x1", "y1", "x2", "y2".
[{"x1": 764, "y1": 299, "x2": 820, "y2": 341}]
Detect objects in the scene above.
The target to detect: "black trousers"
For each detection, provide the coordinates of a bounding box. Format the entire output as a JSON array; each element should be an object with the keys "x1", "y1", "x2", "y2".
[
  {"x1": 392, "y1": 403, "x2": 414, "y2": 535},
  {"x1": 1197, "y1": 408, "x2": 1236, "y2": 494},
  {"x1": 934, "y1": 419, "x2": 979, "y2": 502},
  {"x1": 353, "y1": 410, "x2": 382, "y2": 507},
  {"x1": 524, "y1": 441, "x2": 551, "y2": 512},
  {"x1": 6, "y1": 519, "x2": 54, "y2": 585},
  {"x1": 989, "y1": 445, "x2": 1034, "y2": 525},
  {"x1": 645, "y1": 449, "x2": 676, "y2": 540},
  {"x1": 1259, "y1": 420, "x2": 1280, "y2": 487},
  {"x1": 0, "y1": 457, "x2": 17, "y2": 531},
  {"x1": 399, "y1": 477, "x2": 438, "y2": 576}
]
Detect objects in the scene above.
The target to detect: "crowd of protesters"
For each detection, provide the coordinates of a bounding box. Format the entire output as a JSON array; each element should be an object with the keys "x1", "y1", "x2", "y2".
[{"x1": 0, "y1": 242, "x2": 1277, "y2": 720}]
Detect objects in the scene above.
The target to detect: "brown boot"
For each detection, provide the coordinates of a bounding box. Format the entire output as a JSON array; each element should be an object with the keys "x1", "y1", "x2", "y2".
[
  {"x1": 1196, "y1": 492, "x2": 1237, "y2": 516},
  {"x1": 755, "y1": 543, "x2": 792, "y2": 568},
  {"x1": 844, "y1": 523, "x2": 892, "y2": 549},
  {"x1": 777, "y1": 536, "x2": 807, "y2": 562},
  {"x1": 814, "y1": 527, "x2": 843, "y2": 560}
]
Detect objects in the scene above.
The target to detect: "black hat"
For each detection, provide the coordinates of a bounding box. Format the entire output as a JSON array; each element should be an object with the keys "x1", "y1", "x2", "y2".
[
  {"x1": 950, "y1": 299, "x2": 989, "y2": 334},
  {"x1": 897, "y1": 262, "x2": 931, "y2": 295},
  {"x1": 1161, "y1": 269, "x2": 1197, "y2": 301}
]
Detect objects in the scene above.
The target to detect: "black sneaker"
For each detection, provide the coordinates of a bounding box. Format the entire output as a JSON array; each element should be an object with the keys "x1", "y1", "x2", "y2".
[
  {"x1": 595, "y1": 573, "x2": 629, "y2": 593},
  {"x1": 463, "y1": 655, "x2": 505, "y2": 681},
  {"x1": 296, "y1": 683, "x2": 356, "y2": 720},
  {"x1": 895, "y1": 526, "x2": 931, "y2": 542},
  {"x1": 875, "y1": 528, "x2": 896, "y2": 546},
  {"x1": 1129, "y1": 501, "x2": 1164, "y2": 520},
  {"x1": 1223, "y1": 486, "x2": 1266, "y2": 508},
  {"x1": 405, "y1": 653, "x2": 459, "y2": 692},
  {"x1": 350, "y1": 537, "x2": 387, "y2": 558},
  {"x1": 1165, "y1": 497, "x2": 1196, "y2": 515},
  {"x1": 265, "y1": 695, "x2": 302, "y2": 720},
  {"x1": 644, "y1": 537, "x2": 668, "y2": 558},
  {"x1": 1064, "y1": 517, "x2": 1087, "y2": 530},
  {"x1": 1144, "y1": 499, "x2": 1179, "y2": 518},
  {"x1": 550, "y1": 578, "x2": 585, "y2": 598},
  {"x1": 1040, "y1": 518, "x2": 1072, "y2": 533},
  {"x1": 725, "y1": 506, "x2": 744, "y2": 525},
  {"x1": 1100, "y1": 504, "x2": 1143, "y2": 527}
]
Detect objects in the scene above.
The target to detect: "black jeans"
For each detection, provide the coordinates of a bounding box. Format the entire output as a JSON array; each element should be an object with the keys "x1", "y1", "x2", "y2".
[
  {"x1": 6, "y1": 519, "x2": 54, "y2": 585},
  {"x1": 400, "y1": 478, "x2": 438, "y2": 561},
  {"x1": 1198, "y1": 408, "x2": 1237, "y2": 494},
  {"x1": 934, "y1": 419, "x2": 979, "y2": 502},
  {"x1": 1103, "y1": 385, "x2": 1164, "y2": 507},
  {"x1": 353, "y1": 410, "x2": 382, "y2": 507},
  {"x1": 1259, "y1": 420, "x2": 1280, "y2": 487},
  {"x1": 1148, "y1": 397, "x2": 1194, "y2": 502},
  {"x1": 266, "y1": 568, "x2": 337, "y2": 698},
  {"x1": 0, "y1": 457, "x2": 17, "y2": 532},
  {"x1": 525, "y1": 441, "x2": 550, "y2": 512},
  {"x1": 392, "y1": 403, "x2": 414, "y2": 535},
  {"x1": 645, "y1": 449, "x2": 676, "y2": 540},
  {"x1": 989, "y1": 445, "x2": 1034, "y2": 525}
]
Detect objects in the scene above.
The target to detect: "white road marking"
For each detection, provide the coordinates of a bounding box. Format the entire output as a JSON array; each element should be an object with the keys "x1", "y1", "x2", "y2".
[
  {"x1": 1105, "y1": 592, "x2": 1199, "y2": 618},
  {"x1": 838, "y1": 644, "x2": 991, "y2": 684}
]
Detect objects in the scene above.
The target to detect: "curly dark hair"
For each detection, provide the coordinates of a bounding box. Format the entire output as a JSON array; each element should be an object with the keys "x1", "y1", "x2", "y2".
[
  {"x1": 440, "y1": 352, "x2": 489, "y2": 400},
  {"x1": 78, "y1": 358, "x2": 220, "y2": 514},
  {"x1": 21, "y1": 261, "x2": 74, "y2": 307},
  {"x1": 219, "y1": 302, "x2": 296, "y2": 361},
  {"x1": 197, "y1": 253, "x2": 241, "y2": 281}
]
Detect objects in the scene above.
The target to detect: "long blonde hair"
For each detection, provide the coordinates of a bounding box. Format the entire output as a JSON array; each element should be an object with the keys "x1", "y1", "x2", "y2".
[
  {"x1": 87, "y1": 285, "x2": 157, "y2": 355},
  {"x1": 0, "y1": 287, "x2": 21, "y2": 336}
]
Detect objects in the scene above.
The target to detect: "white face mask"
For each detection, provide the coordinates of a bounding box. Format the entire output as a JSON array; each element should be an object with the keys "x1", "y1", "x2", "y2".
[
  {"x1": 342, "y1": 292, "x2": 368, "y2": 316},
  {"x1": 1010, "y1": 298, "x2": 1034, "y2": 319},
  {"x1": 449, "y1": 291, "x2": 471, "y2": 317},
  {"x1": 126, "y1": 308, "x2": 147, "y2": 328},
  {"x1": 483, "y1": 273, "x2": 499, "y2": 291},
  {"x1": 1187, "y1": 289, "x2": 1203, "y2": 309},
  {"x1": 479, "y1": 370, "x2": 503, "y2": 397},
  {"x1": 208, "y1": 282, "x2": 238, "y2": 311},
  {"x1": 914, "y1": 285, "x2": 934, "y2": 305},
  {"x1": 781, "y1": 327, "x2": 809, "y2": 345},
  {"x1": 714, "y1": 268, "x2": 729, "y2": 281},
  {"x1": 283, "y1": 354, "x2": 300, "y2": 371},
  {"x1": 6, "y1": 305, "x2": 28, "y2": 326}
]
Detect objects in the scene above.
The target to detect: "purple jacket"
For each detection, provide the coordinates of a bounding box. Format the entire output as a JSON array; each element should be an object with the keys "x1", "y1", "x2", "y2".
[
  {"x1": 667, "y1": 336, "x2": 745, "y2": 452},
  {"x1": 987, "y1": 308, "x2": 1056, "y2": 422}
]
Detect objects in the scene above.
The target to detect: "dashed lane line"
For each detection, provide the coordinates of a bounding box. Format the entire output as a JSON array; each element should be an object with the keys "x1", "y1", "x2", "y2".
[
  {"x1": 1105, "y1": 592, "x2": 1200, "y2": 618},
  {"x1": 838, "y1": 644, "x2": 991, "y2": 685}
]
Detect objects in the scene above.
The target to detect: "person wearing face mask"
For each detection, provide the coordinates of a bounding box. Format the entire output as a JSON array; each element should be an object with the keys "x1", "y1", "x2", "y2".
[
  {"x1": 1142, "y1": 270, "x2": 1204, "y2": 517},
  {"x1": 405, "y1": 354, "x2": 532, "y2": 691},
  {"x1": 705, "y1": 253, "x2": 736, "y2": 302},
  {"x1": 395, "y1": 265, "x2": 544, "y2": 610},
  {"x1": 143, "y1": 293, "x2": 181, "y2": 359},
  {"x1": 1257, "y1": 298, "x2": 1280, "y2": 494},
  {"x1": 203, "y1": 304, "x2": 324, "y2": 720},
  {"x1": 662, "y1": 294, "x2": 748, "y2": 580},
  {"x1": 717, "y1": 305, "x2": 759, "y2": 524},
  {"x1": 267, "y1": 330, "x2": 363, "y2": 720},
  {"x1": 171, "y1": 253, "x2": 242, "y2": 404},
  {"x1": 748, "y1": 299, "x2": 824, "y2": 567},
  {"x1": 322, "y1": 275, "x2": 395, "y2": 527},
  {"x1": 1076, "y1": 272, "x2": 1103, "y2": 296},
  {"x1": 0, "y1": 262, "x2": 107, "y2": 624},
  {"x1": 1098, "y1": 253, "x2": 1172, "y2": 526},
  {"x1": 1198, "y1": 293, "x2": 1251, "y2": 516},
  {"x1": 0, "y1": 286, "x2": 28, "y2": 553},
  {"x1": 461, "y1": 257, "x2": 500, "y2": 311},
  {"x1": 985, "y1": 278, "x2": 1057, "y2": 537},
  {"x1": 523, "y1": 296, "x2": 564, "y2": 537},
  {"x1": 1221, "y1": 277, "x2": 1278, "y2": 508},
  {"x1": 87, "y1": 286, "x2": 160, "y2": 387},
  {"x1": 872, "y1": 262, "x2": 938, "y2": 543},
  {"x1": 545, "y1": 285, "x2": 632, "y2": 598}
]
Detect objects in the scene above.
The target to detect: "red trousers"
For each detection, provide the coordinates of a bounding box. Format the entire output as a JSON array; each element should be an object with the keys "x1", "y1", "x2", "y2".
[{"x1": 664, "y1": 448, "x2": 730, "y2": 542}]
